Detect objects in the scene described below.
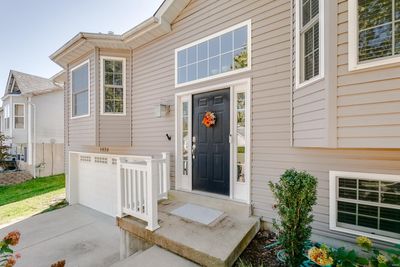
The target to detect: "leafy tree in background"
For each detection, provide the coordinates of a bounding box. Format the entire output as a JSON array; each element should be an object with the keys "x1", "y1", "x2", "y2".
[{"x1": 0, "y1": 133, "x2": 11, "y2": 168}]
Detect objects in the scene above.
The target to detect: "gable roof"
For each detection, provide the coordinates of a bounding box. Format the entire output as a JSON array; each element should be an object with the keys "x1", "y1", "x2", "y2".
[
  {"x1": 50, "y1": 0, "x2": 191, "y2": 68},
  {"x1": 3, "y1": 70, "x2": 62, "y2": 98}
]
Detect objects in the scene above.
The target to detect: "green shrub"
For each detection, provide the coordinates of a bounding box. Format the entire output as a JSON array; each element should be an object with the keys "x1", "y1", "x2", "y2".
[{"x1": 269, "y1": 169, "x2": 318, "y2": 267}]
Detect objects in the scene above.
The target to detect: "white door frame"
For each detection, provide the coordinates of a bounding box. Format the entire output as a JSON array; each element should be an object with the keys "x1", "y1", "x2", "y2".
[{"x1": 174, "y1": 78, "x2": 251, "y2": 204}]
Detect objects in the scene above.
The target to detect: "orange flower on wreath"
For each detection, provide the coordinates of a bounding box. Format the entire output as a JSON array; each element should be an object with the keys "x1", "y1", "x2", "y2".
[{"x1": 202, "y1": 112, "x2": 216, "y2": 128}]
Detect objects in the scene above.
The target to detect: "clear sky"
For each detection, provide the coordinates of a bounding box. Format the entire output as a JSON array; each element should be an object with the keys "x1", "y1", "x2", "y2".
[{"x1": 0, "y1": 0, "x2": 163, "y2": 96}]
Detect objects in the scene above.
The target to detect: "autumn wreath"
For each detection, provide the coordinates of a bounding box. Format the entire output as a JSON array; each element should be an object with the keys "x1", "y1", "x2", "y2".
[{"x1": 202, "y1": 111, "x2": 216, "y2": 128}]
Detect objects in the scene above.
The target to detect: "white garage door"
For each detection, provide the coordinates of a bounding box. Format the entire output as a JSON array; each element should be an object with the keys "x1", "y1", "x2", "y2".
[{"x1": 76, "y1": 155, "x2": 118, "y2": 216}]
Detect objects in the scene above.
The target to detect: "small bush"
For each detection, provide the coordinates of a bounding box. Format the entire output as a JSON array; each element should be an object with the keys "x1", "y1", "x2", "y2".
[{"x1": 269, "y1": 169, "x2": 318, "y2": 267}]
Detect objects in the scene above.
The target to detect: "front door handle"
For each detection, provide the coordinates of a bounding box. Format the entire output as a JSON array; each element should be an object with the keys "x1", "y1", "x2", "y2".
[
  {"x1": 192, "y1": 144, "x2": 196, "y2": 159},
  {"x1": 192, "y1": 136, "x2": 196, "y2": 159}
]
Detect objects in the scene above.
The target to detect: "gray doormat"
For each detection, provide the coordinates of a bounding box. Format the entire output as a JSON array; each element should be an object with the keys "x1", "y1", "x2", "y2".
[{"x1": 170, "y1": 203, "x2": 224, "y2": 225}]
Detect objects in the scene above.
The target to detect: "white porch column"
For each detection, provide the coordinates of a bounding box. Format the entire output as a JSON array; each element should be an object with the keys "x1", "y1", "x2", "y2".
[{"x1": 145, "y1": 158, "x2": 160, "y2": 231}]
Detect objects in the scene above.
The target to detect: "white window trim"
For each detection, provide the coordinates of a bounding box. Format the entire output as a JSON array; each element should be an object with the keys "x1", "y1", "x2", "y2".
[
  {"x1": 295, "y1": 0, "x2": 325, "y2": 89},
  {"x1": 100, "y1": 56, "x2": 127, "y2": 116},
  {"x1": 70, "y1": 59, "x2": 90, "y2": 119},
  {"x1": 4, "y1": 104, "x2": 10, "y2": 131},
  {"x1": 348, "y1": 0, "x2": 400, "y2": 71},
  {"x1": 174, "y1": 78, "x2": 251, "y2": 204},
  {"x1": 13, "y1": 103, "x2": 25, "y2": 130},
  {"x1": 329, "y1": 170, "x2": 400, "y2": 244},
  {"x1": 175, "y1": 20, "x2": 252, "y2": 88}
]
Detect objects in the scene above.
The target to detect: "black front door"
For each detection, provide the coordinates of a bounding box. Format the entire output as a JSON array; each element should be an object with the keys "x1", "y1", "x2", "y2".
[{"x1": 192, "y1": 89, "x2": 230, "y2": 195}]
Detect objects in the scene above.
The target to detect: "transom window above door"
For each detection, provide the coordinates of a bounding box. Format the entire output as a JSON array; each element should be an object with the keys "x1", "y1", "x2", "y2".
[
  {"x1": 175, "y1": 20, "x2": 251, "y2": 87},
  {"x1": 348, "y1": 0, "x2": 400, "y2": 70},
  {"x1": 101, "y1": 57, "x2": 126, "y2": 115}
]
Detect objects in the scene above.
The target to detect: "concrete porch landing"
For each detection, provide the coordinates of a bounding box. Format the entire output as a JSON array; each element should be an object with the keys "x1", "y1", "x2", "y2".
[{"x1": 118, "y1": 190, "x2": 260, "y2": 267}]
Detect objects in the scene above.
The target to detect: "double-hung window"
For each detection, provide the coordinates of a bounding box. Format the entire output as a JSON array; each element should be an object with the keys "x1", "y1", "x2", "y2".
[
  {"x1": 330, "y1": 171, "x2": 400, "y2": 243},
  {"x1": 14, "y1": 104, "x2": 24, "y2": 129},
  {"x1": 71, "y1": 61, "x2": 89, "y2": 118},
  {"x1": 101, "y1": 57, "x2": 125, "y2": 115},
  {"x1": 349, "y1": 0, "x2": 400, "y2": 70},
  {"x1": 297, "y1": 0, "x2": 321, "y2": 86},
  {"x1": 4, "y1": 105, "x2": 9, "y2": 130}
]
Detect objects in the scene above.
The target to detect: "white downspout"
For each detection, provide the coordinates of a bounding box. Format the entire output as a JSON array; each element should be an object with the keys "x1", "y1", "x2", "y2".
[{"x1": 27, "y1": 98, "x2": 36, "y2": 178}]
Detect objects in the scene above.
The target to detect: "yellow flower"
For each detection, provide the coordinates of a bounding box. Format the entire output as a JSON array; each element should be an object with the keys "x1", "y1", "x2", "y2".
[
  {"x1": 308, "y1": 247, "x2": 333, "y2": 266},
  {"x1": 356, "y1": 236, "x2": 372, "y2": 251},
  {"x1": 377, "y1": 254, "x2": 387, "y2": 264}
]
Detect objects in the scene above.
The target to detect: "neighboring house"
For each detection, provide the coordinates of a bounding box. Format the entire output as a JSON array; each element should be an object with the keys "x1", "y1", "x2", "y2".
[
  {"x1": 1, "y1": 70, "x2": 65, "y2": 177},
  {"x1": 50, "y1": 0, "x2": 400, "y2": 250}
]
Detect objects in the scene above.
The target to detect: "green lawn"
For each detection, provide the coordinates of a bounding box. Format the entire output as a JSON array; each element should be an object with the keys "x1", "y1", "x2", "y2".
[{"x1": 0, "y1": 174, "x2": 67, "y2": 226}]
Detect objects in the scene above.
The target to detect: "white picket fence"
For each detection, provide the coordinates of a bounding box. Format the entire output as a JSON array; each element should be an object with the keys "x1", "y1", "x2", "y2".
[{"x1": 117, "y1": 152, "x2": 170, "y2": 231}]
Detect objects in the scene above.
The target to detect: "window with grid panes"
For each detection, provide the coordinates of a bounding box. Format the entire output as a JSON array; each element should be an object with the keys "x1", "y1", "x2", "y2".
[
  {"x1": 336, "y1": 176, "x2": 400, "y2": 239},
  {"x1": 300, "y1": 0, "x2": 320, "y2": 82},
  {"x1": 103, "y1": 59, "x2": 124, "y2": 114},
  {"x1": 358, "y1": 0, "x2": 400, "y2": 62}
]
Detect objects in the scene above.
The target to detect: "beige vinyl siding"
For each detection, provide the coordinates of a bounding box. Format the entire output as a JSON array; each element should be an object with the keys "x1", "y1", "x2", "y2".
[
  {"x1": 336, "y1": 0, "x2": 400, "y2": 148},
  {"x1": 293, "y1": 80, "x2": 327, "y2": 147},
  {"x1": 67, "y1": 52, "x2": 96, "y2": 147},
  {"x1": 98, "y1": 49, "x2": 132, "y2": 147},
  {"x1": 291, "y1": 0, "x2": 338, "y2": 148},
  {"x1": 128, "y1": 0, "x2": 400, "y2": 245},
  {"x1": 292, "y1": 0, "x2": 328, "y2": 148},
  {"x1": 60, "y1": 0, "x2": 400, "y2": 245}
]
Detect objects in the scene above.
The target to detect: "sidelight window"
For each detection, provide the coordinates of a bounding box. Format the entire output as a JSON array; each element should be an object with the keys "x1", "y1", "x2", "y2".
[
  {"x1": 182, "y1": 100, "x2": 189, "y2": 176},
  {"x1": 235, "y1": 92, "x2": 246, "y2": 183}
]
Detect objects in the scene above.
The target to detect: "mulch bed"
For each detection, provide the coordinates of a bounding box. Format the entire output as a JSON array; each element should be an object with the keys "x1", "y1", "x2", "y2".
[
  {"x1": 0, "y1": 170, "x2": 33, "y2": 186},
  {"x1": 235, "y1": 230, "x2": 286, "y2": 267}
]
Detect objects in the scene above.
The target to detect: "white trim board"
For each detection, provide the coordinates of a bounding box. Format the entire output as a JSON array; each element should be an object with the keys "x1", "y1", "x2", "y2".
[{"x1": 329, "y1": 170, "x2": 400, "y2": 244}]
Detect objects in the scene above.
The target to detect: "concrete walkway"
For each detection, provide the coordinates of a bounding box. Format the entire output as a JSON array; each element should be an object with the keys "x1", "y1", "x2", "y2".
[
  {"x1": 111, "y1": 246, "x2": 199, "y2": 267},
  {"x1": 0, "y1": 205, "x2": 121, "y2": 267}
]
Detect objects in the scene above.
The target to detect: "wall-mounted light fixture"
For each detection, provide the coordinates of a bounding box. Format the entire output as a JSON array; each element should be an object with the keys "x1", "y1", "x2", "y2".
[{"x1": 155, "y1": 104, "x2": 171, "y2": 118}]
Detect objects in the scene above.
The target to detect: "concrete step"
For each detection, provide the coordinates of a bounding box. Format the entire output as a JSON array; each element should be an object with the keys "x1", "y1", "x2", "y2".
[
  {"x1": 118, "y1": 197, "x2": 260, "y2": 267},
  {"x1": 111, "y1": 246, "x2": 198, "y2": 267}
]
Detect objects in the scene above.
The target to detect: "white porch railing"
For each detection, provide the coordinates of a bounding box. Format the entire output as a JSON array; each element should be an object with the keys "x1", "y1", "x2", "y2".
[{"x1": 117, "y1": 152, "x2": 170, "y2": 231}]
